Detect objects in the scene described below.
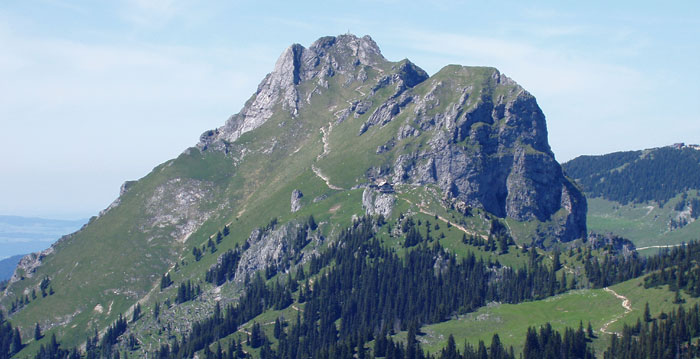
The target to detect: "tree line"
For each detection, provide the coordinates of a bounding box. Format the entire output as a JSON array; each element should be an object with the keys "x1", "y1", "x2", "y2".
[
  {"x1": 563, "y1": 147, "x2": 700, "y2": 205},
  {"x1": 148, "y1": 215, "x2": 574, "y2": 358},
  {"x1": 604, "y1": 303, "x2": 700, "y2": 358},
  {"x1": 585, "y1": 240, "x2": 700, "y2": 300}
]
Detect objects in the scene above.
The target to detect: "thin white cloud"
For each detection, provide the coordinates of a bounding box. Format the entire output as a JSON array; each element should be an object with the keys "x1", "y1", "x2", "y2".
[
  {"x1": 0, "y1": 26, "x2": 277, "y2": 217},
  {"x1": 386, "y1": 29, "x2": 655, "y2": 160},
  {"x1": 40, "y1": 0, "x2": 90, "y2": 15},
  {"x1": 118, "y1": 0, "x2": 214, "y2": 28},
  {"x1": 398, "y1": 29, "x2": 646, "y2": 94},
  {"x1": 0, "y1": 27, "x2": 269, "y2": 109},
  {"x1": 516, "y1": 23, "x2": 588, "y2": 38},
  {"x1": 121, "y1": 0, "x2": 180, "y2": 25}
]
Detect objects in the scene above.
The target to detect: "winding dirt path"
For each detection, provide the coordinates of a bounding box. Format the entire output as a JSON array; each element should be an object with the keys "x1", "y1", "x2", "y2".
[
  {"x1": 312, "y1": 165, "x2": 343, "y2": 190},
  {"x1": 600, "y1": 287, "x2": 632, "y2": 335},
  {"x1": 317, "y1": 122, "x2": 333, "y2": 160},
  {"x1": 636, "y1": 244, "x2": 682, "y2": 251},
  {"x1": 401, "y1": 198, "x2": 487, "y2": 239},
  {"x1": 311, "y1": 119, "x2": 344, "y2": 190}
]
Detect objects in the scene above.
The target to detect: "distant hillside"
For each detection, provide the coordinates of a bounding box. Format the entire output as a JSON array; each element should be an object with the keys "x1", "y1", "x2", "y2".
[
  {"x1": 563, "y1": 145, "x2": 700, "y2": 251},
  {"x1": 0, "y1": 255, "x2": 23, "y2": 281},
  {"x1": 562, "y1": 145, "x2": 700, "y2": 205},
  {"x1": 0, "y1": 215, "x2": 87, "y2": 258}
]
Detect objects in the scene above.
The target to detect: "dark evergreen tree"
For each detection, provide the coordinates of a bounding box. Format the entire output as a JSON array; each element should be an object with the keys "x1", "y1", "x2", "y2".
[
  {"x1": 1, "y1": 310, "x2": 23, "y2": 359},
  {"x1": 132, "y1": 303, "x2": 141, "y2": 322},
  {"x1": 35, "y1": 323, "x2": 42, "y2": 341},
  {"x1": 308, "y1": 215, "x2": 317, "y2": 231},
  {"x1": 563, "y1": 147, "x2": 700, "y2": 205},
  {"x1": 192, "y1": 247, "x2": 203, "y2": 261},
  {"x1": 248, "y1": 323, "x2": 266, "y2": 349},
  {"x1": 160, "y1": 273, "x2": 173, "y2": 290},
  {"x1": 154, "y1": 302, "x2": 160, "y2": 320},
  {"x1": 205, "y1": 249, "x2": 242, "y2": 285}
]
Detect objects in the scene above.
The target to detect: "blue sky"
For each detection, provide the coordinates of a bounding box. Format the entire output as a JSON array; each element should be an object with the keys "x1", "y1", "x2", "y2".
[{"x1": 1, "y1": 0, "x2": 698, "y2": 219}]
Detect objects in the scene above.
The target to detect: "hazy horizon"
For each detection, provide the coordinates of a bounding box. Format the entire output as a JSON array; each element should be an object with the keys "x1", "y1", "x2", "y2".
[{"x1": 0, "y1": 215, "x2": 88, "y2": 258}]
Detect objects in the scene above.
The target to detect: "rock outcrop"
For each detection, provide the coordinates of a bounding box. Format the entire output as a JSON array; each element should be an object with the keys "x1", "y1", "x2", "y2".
[
  {"x1": 7, "y1": 248, "x2": 53, "y2": 286},
  {"x1": 234, "y1": 222, "x2": 318, "y2": 282},
  {"x1": 291, "y1": 189, "x2": 303, "y2": 212},
  {"x1": 587, "y1": 233, "x2": 636, "y2": 258},
  {"x1": 143, "y1": 178, "x2": 218, "y2": 243},
  {"x1": 362, "y1": 187, "x2": 395, "y2": 218}
]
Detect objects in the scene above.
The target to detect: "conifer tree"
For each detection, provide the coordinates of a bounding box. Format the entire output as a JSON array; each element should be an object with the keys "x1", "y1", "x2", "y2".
[
  {"x1": 34, "y1": 323, "x2": 42, "y2": 341},
  {"x1": 132, "y1": 303, "x2": 141, "y2": 322},
  {"x1": 644, "y1": 302, "x2": 652, "y2": 322}
]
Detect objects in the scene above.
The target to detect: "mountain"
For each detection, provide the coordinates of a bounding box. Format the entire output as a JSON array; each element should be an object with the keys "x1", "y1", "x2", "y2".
[
  {"x1": 563, "y1": 144, "x2": 700, "y2": 251},
  {"x1": 1, "y1": 34, "x2": 589, "y2": 357},
  {"x1": 200, "y1": 35, "x2": 586, "y2": 242}
]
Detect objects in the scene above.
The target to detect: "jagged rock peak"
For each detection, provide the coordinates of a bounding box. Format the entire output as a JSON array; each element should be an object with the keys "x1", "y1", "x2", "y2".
[
  {"x1": 198, "y1": 34, "x2": 388, "y2": 150},
  {"x1": 270, "y1": 34, "x2": 385, "y2": 87},
  {"x1": 308, "y1": 34, "x2": 385, "y2": 67}
]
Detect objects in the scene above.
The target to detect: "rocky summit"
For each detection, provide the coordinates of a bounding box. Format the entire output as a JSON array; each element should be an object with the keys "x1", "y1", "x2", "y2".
[{"x1": 2, "y1": 34, "x2": 586, "y2": 357}]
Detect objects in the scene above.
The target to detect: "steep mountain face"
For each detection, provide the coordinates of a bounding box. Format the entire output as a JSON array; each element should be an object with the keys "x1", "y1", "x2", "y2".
[
  {"x1": 0, "y1": 34, "x2": 586, "y2": 353},
  {"x1": 199, "y1": 34, "x2": 586, "y2": 241}
]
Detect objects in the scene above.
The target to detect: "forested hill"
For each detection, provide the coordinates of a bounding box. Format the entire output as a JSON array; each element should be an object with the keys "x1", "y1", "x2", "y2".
[{"x1": 563, "y1": 145, "x2": 700, "y2": 204}]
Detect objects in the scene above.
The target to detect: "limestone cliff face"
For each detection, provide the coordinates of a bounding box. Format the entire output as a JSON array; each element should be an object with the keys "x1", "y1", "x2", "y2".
[
  {"x1": 234, "y1": 222, "x2": 321, "y2": 282},
  {"x1": 388, "y1": 66, "x2": 587, "y2": 242}
]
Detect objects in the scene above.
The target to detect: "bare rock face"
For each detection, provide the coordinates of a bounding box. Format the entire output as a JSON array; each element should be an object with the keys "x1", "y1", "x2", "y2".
[
  {"x1": 7, "y1": 248, "x2": 53, "y2": 286},
  {"x1": 291, "y1": 189, "x2": 304, "y2": 212},
  {"x1": 362, "y1": 187, "x2": 395, "y2": 218},
  {"x1": 234, "y1": 222, "x2": 316, "y2": 282},
  {"x1": 381, "y1": 67, "x2": 587, "y2": 242},
  {"x1": 587, "y1": 233, "x2": 636, "y2": 257},
  {"x1": 143, "y1": 178, "x2": 217, "y2": 243},
  {"x1": 198, "y1": 34, "x2": 386, "y2": 151}
]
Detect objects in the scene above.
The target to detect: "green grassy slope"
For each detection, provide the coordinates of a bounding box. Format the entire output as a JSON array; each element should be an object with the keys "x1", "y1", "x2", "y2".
[
  {"x1": 412, "y1": 275, "x2": 700, "y2": 357},
  {"x1": 2, "y1": 53, "x2": 433, "y2": 355},
  {"x1": 587, "y1": 194, "x2": 700, "y2": 253}
]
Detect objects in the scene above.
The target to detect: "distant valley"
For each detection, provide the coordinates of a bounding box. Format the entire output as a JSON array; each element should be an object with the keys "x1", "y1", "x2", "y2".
[
  {"x1": 0, "y1": 215, "x2": 86, "y2": 261},
  {"x1": 0, "y1": 255, "x2": 24, "y2": 282}
]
